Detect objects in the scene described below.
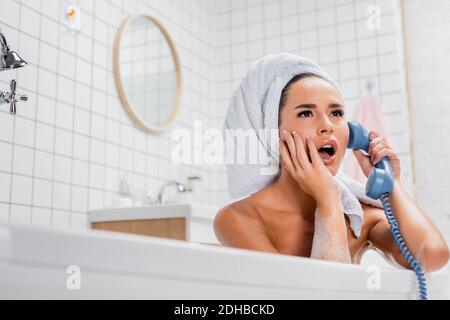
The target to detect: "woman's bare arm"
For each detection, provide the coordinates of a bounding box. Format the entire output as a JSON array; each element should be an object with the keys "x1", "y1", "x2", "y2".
[
  {"x1": 366, "y1": 180, "x2": 449, "y2": 272},
  {"x1": 310, "y1": 197, "x2": 352, "y2": 263},
  {"x1": 352, "y1": 130, "x2": 449, "y2": 272}
]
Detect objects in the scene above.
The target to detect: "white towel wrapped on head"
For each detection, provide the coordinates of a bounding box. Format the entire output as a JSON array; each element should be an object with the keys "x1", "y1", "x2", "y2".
[{"x1": 223, "y1": 52, "x2": 382, "y2": 238}]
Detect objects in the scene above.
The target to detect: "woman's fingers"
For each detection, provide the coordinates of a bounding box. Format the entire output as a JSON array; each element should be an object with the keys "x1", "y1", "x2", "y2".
[
  {"x1": 371, "y1": 140, "x2": 389, "y2": 159},
  {"x1": 369, "y1": 130, "x2": 379, "y2": 139},
  {"x1": 281, "y1": 130, "x2": 301, "y2": 171},
  {"x1": 372, "y1": 147, "x2": 393, "y2": 164},
  {"x1": 306, "y1": 137, "x2": 323, "y2": 168},
  {"x1": 368, "y1": 136, "x2": 383, "y2": 153},
  {"x1": 367, "y1": 131, "x2": 394, "y2": 164},
  {"x1": 292, "y1": 131, "x2": 311, "y2": 170},
  {"x1": 365, "y1": 131, "x2": 398, "y2": 165},
  {"x1": 280, "y1": 138, "x2": 296, "y2": 174}
]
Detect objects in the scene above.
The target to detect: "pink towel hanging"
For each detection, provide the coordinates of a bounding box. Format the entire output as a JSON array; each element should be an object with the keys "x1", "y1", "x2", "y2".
[{"x1": 345, "y1": 95, "x2": 391, "y2": 184}]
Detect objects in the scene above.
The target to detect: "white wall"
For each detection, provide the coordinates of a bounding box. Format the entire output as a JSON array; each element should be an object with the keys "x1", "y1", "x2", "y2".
[
  {"x1": 0, "y1": 0, "x2": 219, "y2": 228},
  {"x1": 402, "y1": 0, "x2": 450, "y2": 242}
]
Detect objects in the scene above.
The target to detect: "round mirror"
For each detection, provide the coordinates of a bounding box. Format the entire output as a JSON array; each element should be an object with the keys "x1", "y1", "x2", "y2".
[{"x1": 113, "y1": 14, "x2": 182, "y2": 132}]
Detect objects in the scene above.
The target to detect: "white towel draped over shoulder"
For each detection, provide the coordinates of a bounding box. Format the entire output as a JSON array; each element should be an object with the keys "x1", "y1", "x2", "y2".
[{"x1": 223, "y1": 53, "x2": 382, "y2": 238}]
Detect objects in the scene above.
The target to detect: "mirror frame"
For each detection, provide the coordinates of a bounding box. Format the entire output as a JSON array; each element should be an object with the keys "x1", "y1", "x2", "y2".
[{"x1": 113, "y1": 14, "x2": 183, "y2": 132}]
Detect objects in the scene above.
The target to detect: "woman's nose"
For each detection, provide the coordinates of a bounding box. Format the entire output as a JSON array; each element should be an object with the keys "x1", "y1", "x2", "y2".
[{"x1": 316, "y1": 116, "x2": 334, "y2": 135}]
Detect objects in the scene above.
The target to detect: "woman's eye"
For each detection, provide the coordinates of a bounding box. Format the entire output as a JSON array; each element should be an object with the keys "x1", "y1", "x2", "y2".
[
  {"x1": 297, "y1": 110, "x2": 313, "y2": 118},
  {"x1": 297, "y1": 110, "x2": 344, "y2": 118},
  {"x1": 331, "y1": 110, "x2": 345, "y2": 117}
]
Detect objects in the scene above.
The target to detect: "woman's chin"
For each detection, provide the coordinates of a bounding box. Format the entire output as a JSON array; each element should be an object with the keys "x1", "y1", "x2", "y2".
[{"x1": 323, "y1": 159, "x2": 341, "y2": 176}]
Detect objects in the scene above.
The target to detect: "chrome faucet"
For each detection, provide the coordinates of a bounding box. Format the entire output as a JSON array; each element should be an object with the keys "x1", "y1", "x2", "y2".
[
  {"x1": 0, "y1": 28, "x2": 28, "y2": 114},
  {"x1": 155, "y1": 180, "x2": 191, "y2": 205},
  {"x1": 0, "y1": 79, "x2": 28, "y2": 114}
]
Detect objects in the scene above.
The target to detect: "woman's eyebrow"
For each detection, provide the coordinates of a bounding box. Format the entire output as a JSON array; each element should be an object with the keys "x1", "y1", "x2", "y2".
[
  {"x1": 294, "y1": 103, "x2": 316, "y2": 109},
  {"x1": 329, "y1": 103, "x2": 344, "y2": 109},
  {"x1": 293, "y1": 103, "x2": 344, "y2": 109}
]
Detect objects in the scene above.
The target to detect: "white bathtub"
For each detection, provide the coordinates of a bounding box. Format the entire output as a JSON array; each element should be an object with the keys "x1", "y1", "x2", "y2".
[{"x1": 0, "y1": 223, "x2": 448, "y2": 299}]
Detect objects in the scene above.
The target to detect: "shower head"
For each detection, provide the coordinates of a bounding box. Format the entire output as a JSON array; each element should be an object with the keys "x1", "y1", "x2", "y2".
[
  {"x1": 0, "y1": 29, "x2": 28, "y2": 72},
  {"x1": 1, "y1": 51, "x2": 28, "y2": 71}
]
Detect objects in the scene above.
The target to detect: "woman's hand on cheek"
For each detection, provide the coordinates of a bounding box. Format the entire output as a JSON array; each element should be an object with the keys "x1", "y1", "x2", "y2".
[
  {"x1": 279, "y1": 130, "x2": 340, "y2": 206},
  {"x1": 352, "y1": 130, "x2": 401, "y2": 181}
]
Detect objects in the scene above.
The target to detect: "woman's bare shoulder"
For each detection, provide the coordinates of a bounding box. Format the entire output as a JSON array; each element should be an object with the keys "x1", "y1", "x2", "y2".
[
  {"x1": 213, "y1": 198, "x2": 260, "y2": 228},
  {"x1": 213, "y1": 198, "x2": 278, "y2": 253}
]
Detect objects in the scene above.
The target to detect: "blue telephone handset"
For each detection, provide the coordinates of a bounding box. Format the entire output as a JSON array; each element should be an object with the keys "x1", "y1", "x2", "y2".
[
  {"x1": 346, "y1": 121, "x2": 427, "y2": 300},
  {"x1": 347, "y1": 121, "x2": 394, "y2": 199}
]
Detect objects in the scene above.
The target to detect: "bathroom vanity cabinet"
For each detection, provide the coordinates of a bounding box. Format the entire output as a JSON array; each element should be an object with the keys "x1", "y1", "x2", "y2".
[{"x1": 89, "y1": 203, "x2": 219, "y2": 246}]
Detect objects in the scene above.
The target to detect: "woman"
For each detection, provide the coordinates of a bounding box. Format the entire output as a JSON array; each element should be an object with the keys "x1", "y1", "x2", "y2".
[{"x1": 214, "y1": 53, "x2": 449, "y2": 271}]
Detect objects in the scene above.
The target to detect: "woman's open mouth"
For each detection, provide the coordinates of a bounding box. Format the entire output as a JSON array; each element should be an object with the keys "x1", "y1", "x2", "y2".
[{"x1": 317, "y1": 140, "x2": 337, "y2": 165}]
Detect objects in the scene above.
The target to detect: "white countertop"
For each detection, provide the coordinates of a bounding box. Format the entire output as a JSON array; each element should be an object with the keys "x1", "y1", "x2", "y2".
[{"x1": 89, "y1": 202, "x2": 218, "y2": 223}]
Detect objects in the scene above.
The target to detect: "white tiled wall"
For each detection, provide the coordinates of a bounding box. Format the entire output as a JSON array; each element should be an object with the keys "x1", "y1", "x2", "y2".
[
  {"x1": 0, "y1": 0, "x2": 417, "y2": 230},
  {"x1": 213, "y1": 0, "x2": 414, "y2": 205},
  {"x1": 402, "y1": 0, "x2": 450, "y2": 242},
  {"x1": 0, "y1": 0, "x2": 219, "y2": 228}
]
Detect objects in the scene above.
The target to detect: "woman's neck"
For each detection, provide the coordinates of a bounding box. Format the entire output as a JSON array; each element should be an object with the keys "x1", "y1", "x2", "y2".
[{"x1": 255, "y1": 168, "x2": 317, "y2": 218}]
